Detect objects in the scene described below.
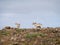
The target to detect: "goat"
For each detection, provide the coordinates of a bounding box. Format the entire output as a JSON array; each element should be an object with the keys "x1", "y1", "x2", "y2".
[
  {"x1": 15, "y1": 23, "x2": 20, "y2": 29},
  {"x1": 32, "y1": 22, "x2": 42, "y2": 30}
]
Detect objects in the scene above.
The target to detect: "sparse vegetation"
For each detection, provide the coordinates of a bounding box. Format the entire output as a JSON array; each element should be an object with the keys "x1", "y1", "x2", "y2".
[
  {"x1": 25, "y1": 33, "x2": 37, "y2": 38},
  {"x1": 0, "y1": 27, "x2": 60, "y2": 45},
  {"x1": 0, "y1": 30, "x2": 10, "y2": 36}
]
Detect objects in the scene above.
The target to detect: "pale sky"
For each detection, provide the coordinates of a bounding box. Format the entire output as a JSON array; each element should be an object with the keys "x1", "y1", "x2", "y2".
[{"x1": 0, "y1": 0, "x2": 60, "y2": 29}]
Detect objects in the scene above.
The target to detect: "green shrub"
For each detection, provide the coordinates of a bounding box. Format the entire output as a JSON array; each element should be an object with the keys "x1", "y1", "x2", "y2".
[
  {"x1": 39, "y1": 33, "x2": 47, "y2": 37},
  {"x1": 16, "y1": 29, "x2": 21, "y2": 32},
  {"x1": 25, "y1": 33, "x2": 37, "y2": 38},
  {"x1": 0, "y1": 30, "x2": 10, "y2": 36},
  {"x1": 16, "y1": 29, "x2": 26, "y2": 32},
  {"x1": 26, "y1": 33, "x2": 47, "y2": 39}
]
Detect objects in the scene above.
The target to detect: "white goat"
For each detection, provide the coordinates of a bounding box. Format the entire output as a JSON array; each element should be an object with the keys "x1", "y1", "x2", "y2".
[
  {"x1": 32, "y1": 22, "x2": 42, "y2": 29},
  {"x1": 15, "y1": 23, "x2": 20, "y2": 29}
]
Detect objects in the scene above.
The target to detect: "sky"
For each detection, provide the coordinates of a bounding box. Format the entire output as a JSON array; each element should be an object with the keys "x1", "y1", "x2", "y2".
[{"x1": 0, "y1": 0, "x2": 60, "y2": 29}]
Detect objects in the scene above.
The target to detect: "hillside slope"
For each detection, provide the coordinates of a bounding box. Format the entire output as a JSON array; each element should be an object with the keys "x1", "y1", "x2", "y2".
[{"x1": 0, "y1": 27, "x2": 60, "y2": 45}]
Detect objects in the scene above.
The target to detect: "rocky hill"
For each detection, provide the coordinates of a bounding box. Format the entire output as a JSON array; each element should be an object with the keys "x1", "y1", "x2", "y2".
[{"x1": 0, "y1": 27, "x2": 60, "y2": 45}]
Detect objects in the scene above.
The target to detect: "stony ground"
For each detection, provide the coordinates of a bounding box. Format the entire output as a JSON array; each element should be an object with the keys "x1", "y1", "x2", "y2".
[{"x1": 0, "y1": 27, "x2": 60, "y2": 45}]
